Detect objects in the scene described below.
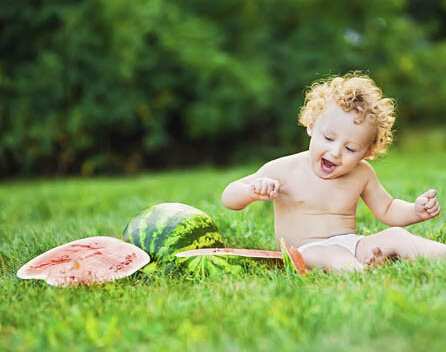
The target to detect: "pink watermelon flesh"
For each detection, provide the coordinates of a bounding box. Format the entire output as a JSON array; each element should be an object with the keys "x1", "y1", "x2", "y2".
[
  {"x1": 176, "y1": 248, "x2": 283, "y2": 259},
  {"x1": 17, "y1": 236, "x2": 150, "y2": 286}
]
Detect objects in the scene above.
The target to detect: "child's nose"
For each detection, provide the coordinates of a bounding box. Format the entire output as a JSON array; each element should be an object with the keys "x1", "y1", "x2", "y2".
[{"x1": 330, "y1": 144, "x2": 342, "y2": 158}]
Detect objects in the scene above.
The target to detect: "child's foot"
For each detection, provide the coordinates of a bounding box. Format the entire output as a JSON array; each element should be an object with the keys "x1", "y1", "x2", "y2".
[{"x1": 365, "y1": 247, "x2": 385, "y2": 267}]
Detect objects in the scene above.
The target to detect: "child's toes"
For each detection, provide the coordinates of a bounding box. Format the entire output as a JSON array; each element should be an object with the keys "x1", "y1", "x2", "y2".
[
  {"x1": 365, "y1": 255, "x2": 375, "y2": 266},
  {"x1": 372, "y1": 247, "x2": 383, "y2": 257},
  {"x1": 372, "y1": 247, "x2": 385, "y2": 266},
  {"x1": 364, "y1": 247, "x2": 384, "y2": 267}
]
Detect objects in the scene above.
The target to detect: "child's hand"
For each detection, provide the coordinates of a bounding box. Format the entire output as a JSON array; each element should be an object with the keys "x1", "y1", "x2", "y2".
[
  {"x1": 249, "y1": 177, "x2": 280, "y2": 201},
  {"x1": 415, "y1": 189, "x2": 441, "y2": 220}
]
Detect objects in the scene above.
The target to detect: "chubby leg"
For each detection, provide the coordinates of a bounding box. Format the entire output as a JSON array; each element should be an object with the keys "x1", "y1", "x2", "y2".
[
  {"x1": 300, "y1": 245, "x2": 364, "y2": 273},
  {"x1": 356, "y1": 227, "x2": 446, "y2": 264}
]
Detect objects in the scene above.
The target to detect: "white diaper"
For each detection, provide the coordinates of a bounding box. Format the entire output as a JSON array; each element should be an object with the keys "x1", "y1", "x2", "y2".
[{"x1": 297, "y1": 233, "x2": 364, "y2": 256}]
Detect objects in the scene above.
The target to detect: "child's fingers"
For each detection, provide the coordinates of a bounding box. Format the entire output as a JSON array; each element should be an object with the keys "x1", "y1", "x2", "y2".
[
  {"x1": 426, "y1": 203, "x2": 440, "y2": 214},
  {"x1": 266, "y1": 181, "x2": 274, "y2": 195},
  {"x1": 257, "y1": 179, "x2": 267, "y2": 195},
  {"x1": 428, "y1": 206, "x2": 440, "y2": 218},
  {"x1": 431, "y1": 207, "x2": 441, "y2": 218},
  {"x1": 251, "y1": 180, "x2": 261, "y2": 194},
  {"x1": 260, "y1": 179, "x2": 269, "y2": 195},
  {"x1": 251, "y1": 178, "x2": 280, "y2": 199},
  {"x1": 264, "y1": 179, "x2": 277, "y2": 195},
  {"x1": 423, "y1": 189, "x2": 437, "y2": 199},
  {"x1": 268, "y1": 181, "x2": 280, "y2": 198},
  {"x1": 417, "y1": 196, "x2": 428, "y2": 206},
  {"x1": 425, "y1": 198, "x2": 437, "y2": 209}
]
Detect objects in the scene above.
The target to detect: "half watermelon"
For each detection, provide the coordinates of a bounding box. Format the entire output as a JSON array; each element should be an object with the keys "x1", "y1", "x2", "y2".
[
  {"x1": 17, "y1": 236, "x2": 150, "y2": 286},
  {"x1": 123, "y1": 203, "x2": 224, "y2": 262}
]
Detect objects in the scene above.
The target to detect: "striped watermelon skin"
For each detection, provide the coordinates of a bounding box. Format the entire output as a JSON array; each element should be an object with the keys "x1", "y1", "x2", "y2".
[{"x1": 123, "y1": 203, "x2": 224, "y2": 262}]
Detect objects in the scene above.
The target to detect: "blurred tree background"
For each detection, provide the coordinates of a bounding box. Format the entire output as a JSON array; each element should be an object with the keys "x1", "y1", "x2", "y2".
[{"x1": 0, "y1": 0, "x2": 445, "y2": 177}]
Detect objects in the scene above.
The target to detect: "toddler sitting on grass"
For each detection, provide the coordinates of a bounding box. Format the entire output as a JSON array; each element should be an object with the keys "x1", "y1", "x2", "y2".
[{"x1": 222, "y1": 72, "x2": 442, "y2": 273}]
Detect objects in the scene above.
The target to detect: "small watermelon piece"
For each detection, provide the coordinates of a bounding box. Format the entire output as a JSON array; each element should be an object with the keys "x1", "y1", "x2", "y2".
[
  {"x1": 17, "y1": 236, "x2": 150, "y2": 286},
  {"x1": 280, "y1": 237, "x2": 307, "y2": 274},
  {"x1": 176, "y1": 247, "x2": 282, "y2": 277},
  {"x1": 123, "y1": 203, "x2": 224, "y2": 263},
  {"x1": 176, "y1": 248, "x2": 283, "y2": 259}
]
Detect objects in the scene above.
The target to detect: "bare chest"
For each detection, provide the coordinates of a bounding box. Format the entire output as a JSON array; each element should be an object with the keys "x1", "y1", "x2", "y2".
[{"x1": 278, "y1": 171, "x2": 364, "y2": 213}]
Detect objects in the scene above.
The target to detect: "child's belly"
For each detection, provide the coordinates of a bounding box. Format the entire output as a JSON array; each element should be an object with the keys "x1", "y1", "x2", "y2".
[{"x1": 273, "y1": 212, "x2": 357, "y2": 249}]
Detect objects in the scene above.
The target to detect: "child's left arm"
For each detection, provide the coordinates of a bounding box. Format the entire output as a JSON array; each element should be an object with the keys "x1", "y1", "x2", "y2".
[{"x1": 360, "y1": 162, "x2": 440, "y2": 226}]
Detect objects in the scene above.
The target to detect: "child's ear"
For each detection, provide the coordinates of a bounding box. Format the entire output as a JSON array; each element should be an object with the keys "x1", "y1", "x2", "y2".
[
  {"x1": 306, "y1": 124, "x2": 313, "y2": 137},
  {"x1": 362, "y1": 147, "x2": 373, "y2": 159}
]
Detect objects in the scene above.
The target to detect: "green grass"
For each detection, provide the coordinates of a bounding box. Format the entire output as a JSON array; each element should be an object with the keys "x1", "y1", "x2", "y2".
[{"x1": 1, "y1": 149, "x2": 446, "y2": 352}]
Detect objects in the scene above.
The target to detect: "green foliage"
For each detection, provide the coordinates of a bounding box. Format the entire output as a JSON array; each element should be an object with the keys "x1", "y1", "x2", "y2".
[{"x1": 1, "y1": 0, "x2": 446, "y2": 176}]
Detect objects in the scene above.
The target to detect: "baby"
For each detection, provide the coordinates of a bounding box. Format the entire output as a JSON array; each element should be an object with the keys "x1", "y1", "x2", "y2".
[{"x1": 222, "y1": 72, "x2": 443, "y2": 273}]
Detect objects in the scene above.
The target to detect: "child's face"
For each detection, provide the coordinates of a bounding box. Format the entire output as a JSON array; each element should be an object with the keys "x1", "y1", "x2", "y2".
[{"x1": 307, "y1": 102, "x2": 376, "y2": 179}]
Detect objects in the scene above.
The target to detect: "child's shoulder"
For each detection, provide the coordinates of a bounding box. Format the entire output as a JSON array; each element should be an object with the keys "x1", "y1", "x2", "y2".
[
  {"x1": 259, "y1": 151, "x2": 307, "y2": 176},
  {"x1": 263, "y1": 151, "x2": 306, "y2": 168},
  {"x1": 355, "y1": 159, "x2": 378, "y2": 180}
]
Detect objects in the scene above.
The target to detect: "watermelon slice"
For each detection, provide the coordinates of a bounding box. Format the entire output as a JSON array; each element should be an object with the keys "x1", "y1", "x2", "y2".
[
  {"x1": 176, "y1": 248, "x2": 283, "y2": 259},
  {"x1": 17, "y1": 236, "x2": 150, "y2": 286},
  {"x1": 280, "y1": 237, "x2": 307, "y2": 274},
  {"x1": 175, "y1": 248, "x2": 282, "y2": 277}
]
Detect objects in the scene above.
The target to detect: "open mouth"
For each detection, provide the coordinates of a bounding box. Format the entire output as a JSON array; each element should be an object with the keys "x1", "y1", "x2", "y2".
[{"x1": 321, "y1": 158, "x2": 337, "y2": 174}]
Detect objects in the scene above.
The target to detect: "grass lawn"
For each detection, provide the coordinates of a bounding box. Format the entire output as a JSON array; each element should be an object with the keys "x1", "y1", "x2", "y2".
[{"x1": 1, "y1": 149, "x2": 446, "y2": 352}]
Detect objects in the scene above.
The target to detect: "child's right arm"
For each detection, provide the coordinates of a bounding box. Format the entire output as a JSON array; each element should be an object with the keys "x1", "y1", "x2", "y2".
[{"x1": 221, "y1": 167, "x2": 280, "y2": 210}]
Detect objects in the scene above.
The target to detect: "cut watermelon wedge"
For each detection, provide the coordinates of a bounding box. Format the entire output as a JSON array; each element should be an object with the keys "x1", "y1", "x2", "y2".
[
  {"x1": 17, "y1": 236, "x2": 150, "y2": 286},
  {"x1": 280, "y1": 237, "x2": 307, "y2": 274},
  {"x1": 175, "y1": 248, "x2": 283, "y2": 259}
]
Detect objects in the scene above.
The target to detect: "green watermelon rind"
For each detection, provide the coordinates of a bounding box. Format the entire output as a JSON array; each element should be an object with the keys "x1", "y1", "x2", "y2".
[
  {"x1": 280, "y1": 238, "x2": 296, "y2": 274},
  {"x1": 180, "y1": 255, "x2": 242, "y2": 277},
  {"x1": 123, "y1": 203, "x2": 224, "y2": 263}
]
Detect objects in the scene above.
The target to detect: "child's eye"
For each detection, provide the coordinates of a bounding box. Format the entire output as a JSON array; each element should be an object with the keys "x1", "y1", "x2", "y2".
[
  {"x1": 346, "y1": 146, "x2": 356, "y2": 152},
  {"x1": 324, "y1": 136, "x2": 333, "y2": 141}
]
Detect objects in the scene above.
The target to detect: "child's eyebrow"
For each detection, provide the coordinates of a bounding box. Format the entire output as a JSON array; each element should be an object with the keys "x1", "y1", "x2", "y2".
[
  {"x1": 322, "y1": 128, "x2": 361, "y2": 147},
  {"x1": 347, "y1": 142, "x2": 360, "y2": 149},
  {"x1": 322, "y1": 128, "x2": 336, "y2": 136},
  {"x1": 347, "y1": 140, "x2": 363, "y2": 149}
]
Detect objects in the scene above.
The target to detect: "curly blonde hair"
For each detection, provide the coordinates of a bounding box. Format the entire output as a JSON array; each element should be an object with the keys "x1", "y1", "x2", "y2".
[{"x1": 298, "y1": 72, "x2": 396, "y2": 159}]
